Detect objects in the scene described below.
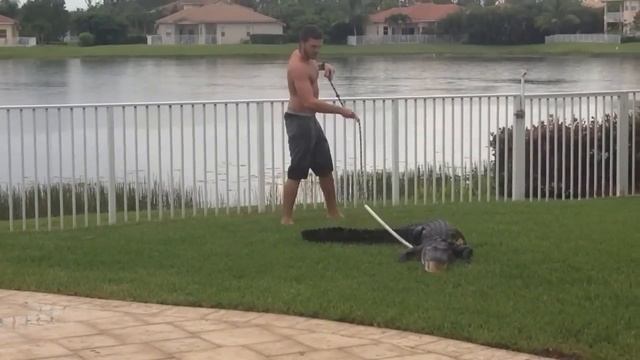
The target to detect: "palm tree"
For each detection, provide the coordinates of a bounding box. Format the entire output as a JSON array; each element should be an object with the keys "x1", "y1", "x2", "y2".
[
  {"x1": 347, "y1": 0, "x2": 361, "y2": 35},
  {"x1": 385, "y1": 13, "x2": 411, "y2": 35},
  {"x1": 346, "y1": 0, "x2": 370, "y2": 36}
]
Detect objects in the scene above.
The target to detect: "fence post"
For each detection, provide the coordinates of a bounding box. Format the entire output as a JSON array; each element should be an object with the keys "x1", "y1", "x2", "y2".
[
  {"x1": 107, "y1": 107, "x2": 117, "y2": 225},
  {"x1": 392, "y1": 99, "x2": 400, "y2": 206},
  {"x1": 257, "y1": 103, "x2": 265, "y2": 213},
  {"x1": 6, "y1": 110, "x2": 13, "y2": 232},
  {"x1": 512, "y1": 71, "x2": 527, "y2": 201},
  {"x1": 617, "y1": 93, "x2": 630, "y2": 196}
]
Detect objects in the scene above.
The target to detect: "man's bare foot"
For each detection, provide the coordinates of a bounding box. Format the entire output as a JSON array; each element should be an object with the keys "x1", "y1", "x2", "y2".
[
  {"x1": 281, "y1": 217, "x2": 294, "y2": 225},
  {"x1": 327, "y1": 212, "x2": 344, "y2": 221}
]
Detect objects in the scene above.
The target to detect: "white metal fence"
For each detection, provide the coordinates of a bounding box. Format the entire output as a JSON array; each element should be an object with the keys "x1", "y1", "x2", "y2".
[
  {"x1": 0, "y1": 37, "x2": 37, "y2": 47},
  {"x1": 545, "y1": 34, "x2": 622, "y2": 44},
  {"x1": 146, "y1": 34, "x2": 217, "y2": 45},
  {"x1": 347, "y1": 34, "x2": 454, "y2": 46},
  {"x1": 1, "y1": 90, "x2": 638, "y2": 232}
]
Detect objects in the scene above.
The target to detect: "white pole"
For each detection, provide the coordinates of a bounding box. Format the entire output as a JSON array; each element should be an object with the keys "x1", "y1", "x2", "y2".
[
  {"x1": 391, "y1": 100, "x2": 399, "y2": 206},
  {"x1": 617, "y1": 92, "x2": 629, "y2": 196},
  {"x1": 107, "y1": 106, "x2": 117, "y2": 225},
  {"x1": 257, "y1": 103, "x2": 265, "y2": 213},
  {"x1": 363, "y1": 204, "x2": 413, "y2": 249},
  {"x1": 512, "y1": 70, "x2": 527, "y2": 200}
]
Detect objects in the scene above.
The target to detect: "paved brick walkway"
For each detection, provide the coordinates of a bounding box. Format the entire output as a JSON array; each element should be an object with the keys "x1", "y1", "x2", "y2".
[{"x1": 0, "y1": 289, "x2": 552, "y2": 360}]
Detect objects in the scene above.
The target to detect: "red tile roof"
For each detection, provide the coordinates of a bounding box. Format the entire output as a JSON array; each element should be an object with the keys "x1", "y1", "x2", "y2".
[
  {"x1": 156, "y1": 2, "x2": 282, "y2": 24},
  {"x1": 0, "y1": 14, "x2": 17, "y2": 25},
  {"x1": 582, "y1": 0, "x2": 604, "y2": 8},
  {"x1": 154, "y1": 0, "x2": 223, "y2": 16},
  {"x1": 369, "y1": 3, "x2": 462, "y2": 24}
]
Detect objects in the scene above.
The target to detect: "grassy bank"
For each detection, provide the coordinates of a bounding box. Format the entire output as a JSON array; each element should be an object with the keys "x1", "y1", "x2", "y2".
[
  {"x1": 1, "y1": 197, "x2": 638, "y2": 360},
  {"x1": 1, "y1": 42, "x2": 640, "y2": 59}
]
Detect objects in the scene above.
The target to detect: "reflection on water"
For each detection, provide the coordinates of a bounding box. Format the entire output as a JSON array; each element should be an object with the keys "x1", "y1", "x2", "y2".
[{"x1": 1, "y1": 54, "x2": 640, "y2": 106}]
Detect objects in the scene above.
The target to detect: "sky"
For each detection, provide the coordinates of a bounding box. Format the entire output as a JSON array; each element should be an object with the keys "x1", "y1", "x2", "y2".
[
  {"x1": 66, "y1": 0, "x2": 87, "y2": 10},
  {"x1": 12, "y1": 0, "x2": 89, "y2": 11}
]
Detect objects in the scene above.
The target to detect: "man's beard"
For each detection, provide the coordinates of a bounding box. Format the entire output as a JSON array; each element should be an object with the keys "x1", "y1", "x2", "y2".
[{"x1": 300, "y1": 46, "x2": 316, "y2": 60}]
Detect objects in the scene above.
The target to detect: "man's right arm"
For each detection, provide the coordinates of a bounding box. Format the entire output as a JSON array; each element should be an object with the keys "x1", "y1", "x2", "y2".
[{"x1": 291, "y1": 63, "x2": 355, "y2": 118}]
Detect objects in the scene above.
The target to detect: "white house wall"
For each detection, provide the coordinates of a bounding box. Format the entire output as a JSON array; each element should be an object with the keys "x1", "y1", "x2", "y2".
[
  {"x1": 0, "y1": 24, "x2": 17, "y2": 46},
  {"x1": 217, "y1": 23, "x2": 282, "y2": 44},
  {"x1": 157, "y1": 23, "x2": 176, "y2": 44},
  {"x1": 624, "y1": 0, "x2": 639, "y2": 23},
  {"x1": 365, "y1": 24, "x2": 385, "y2": 36},
  {"x1": 157, "y1": 22, "x2": 282, "y2": 45}
]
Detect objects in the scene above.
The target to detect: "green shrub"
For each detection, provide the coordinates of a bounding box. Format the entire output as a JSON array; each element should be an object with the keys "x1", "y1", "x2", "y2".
[
  {"x1": 78, "y1": 32, "x2": 95, "y2": 47},
  {"x1": 122, "y1": 35, "x2": 147, "y2": 44},
  {"x1": 249, "y1": 34, "x2": 284, "y2": 44},
  {"x1": 490, "y1": 111, "x2": 640, "y2": 199},
  {"x1": 622, "y1": 36, "x2": 640, "y2": 43}
]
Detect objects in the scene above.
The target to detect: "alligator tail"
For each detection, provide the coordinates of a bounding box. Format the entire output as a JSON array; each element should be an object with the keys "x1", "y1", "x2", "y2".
[{"x1": 300, "y1": 227, "x2": 416, "y2": 245}]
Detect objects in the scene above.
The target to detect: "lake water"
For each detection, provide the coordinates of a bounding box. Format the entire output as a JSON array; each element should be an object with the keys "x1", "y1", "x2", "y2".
[
  {"x1": 1, "y1": 55, "x2": 639, "y2": 208},
  {"x1": 2, "y1": 54, "x2": 640, "y2": 105}
]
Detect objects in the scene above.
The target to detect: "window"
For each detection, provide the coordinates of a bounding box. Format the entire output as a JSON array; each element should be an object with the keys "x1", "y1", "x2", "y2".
[
  {"x1": 383, "y1": 26, "x2": 388, "y2": 35},
  {"x1": 401, "y1": 27, "x2": 415, "y2": 35},
  {"x1": 0, "y1": 30, "x2": 6, "y2": 39}
]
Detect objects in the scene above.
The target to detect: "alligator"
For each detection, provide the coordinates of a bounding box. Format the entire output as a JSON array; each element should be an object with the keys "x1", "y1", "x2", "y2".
[{"x1": 300, "y1": 219, "x2": 473, "y2": 272}]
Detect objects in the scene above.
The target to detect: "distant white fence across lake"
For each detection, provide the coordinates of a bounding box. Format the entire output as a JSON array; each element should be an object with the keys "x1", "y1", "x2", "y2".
[
  {"x1": 146, "y1": 34, "x2": 217, "y2": 45},
  {"x1": 347, "y1": 34, "x2": 454, "y2": 46},
  {"x1": 545, "y1": 34, "x2": 622, "y2": 44}
]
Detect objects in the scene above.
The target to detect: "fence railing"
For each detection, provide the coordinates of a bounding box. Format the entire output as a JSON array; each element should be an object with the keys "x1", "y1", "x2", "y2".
[
  {"x1": 0, "y1": 37, "x2": 37, "y2": 47},
  {"x1": 605, "y1": 12, "x2": 623, "y2": 23},
  {"x1": 545, "y1": 34, "x2": 622, "y2": 44},
  {"x1": 1, "y1": 89, "x2": 638, "y2": 231},
  {"x1": 146, "y1": 34, "x2": 217, "y2": 45},
  {"x1": 16, "y1": 37, "x2": 37, "y2": 47},
  {"x1": 347, "y1": 34, "x2": 455, "y2": 46}
]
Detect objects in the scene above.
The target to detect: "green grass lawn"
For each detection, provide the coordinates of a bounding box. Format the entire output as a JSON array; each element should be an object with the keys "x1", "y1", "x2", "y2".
[
  {"x1": 1, "y1": 42, "x2": 640, "y2": 59},
  {"x1": 1, "y1": 198, "x2": 639, "y2": 360}
]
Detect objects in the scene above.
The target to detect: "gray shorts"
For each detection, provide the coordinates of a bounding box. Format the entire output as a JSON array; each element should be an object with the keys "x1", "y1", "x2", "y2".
[{"x1": 284, "y1": 112, "x2": 333, "y2": 180}]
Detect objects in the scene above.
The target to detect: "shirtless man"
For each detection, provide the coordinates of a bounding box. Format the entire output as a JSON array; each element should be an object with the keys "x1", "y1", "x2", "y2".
[{"x1": 281, "y1": 25, "x2": 358, "y2": 225}]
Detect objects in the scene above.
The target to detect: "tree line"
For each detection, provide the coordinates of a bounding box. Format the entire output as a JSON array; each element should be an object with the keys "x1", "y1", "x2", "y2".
[
  {"x1": 439, "y1": 0, "x2": 605, "y2": 45},
  {"x1": 0, "y1": 0, "x2": 635, "y2": 46}
]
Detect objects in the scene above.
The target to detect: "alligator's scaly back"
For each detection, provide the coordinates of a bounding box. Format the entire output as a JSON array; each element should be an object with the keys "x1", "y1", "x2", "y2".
[{"x1": 416, "y1": 219, "x2": 451, "y2": 242}]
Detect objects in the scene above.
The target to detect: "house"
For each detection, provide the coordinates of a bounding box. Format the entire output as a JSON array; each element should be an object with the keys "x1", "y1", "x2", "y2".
[
  {"x1": 151, "y1": 2, "x2": 283, "y2": 45},
  {"x1": 366, "y1": 3, "x2": 462, "y2": 36},
  {"x1": 0, "y1": 14, "x2": 18, "y2": 46},
  {"x1": 601, "y1": 0, "x2": 640, "y2": 35}
]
